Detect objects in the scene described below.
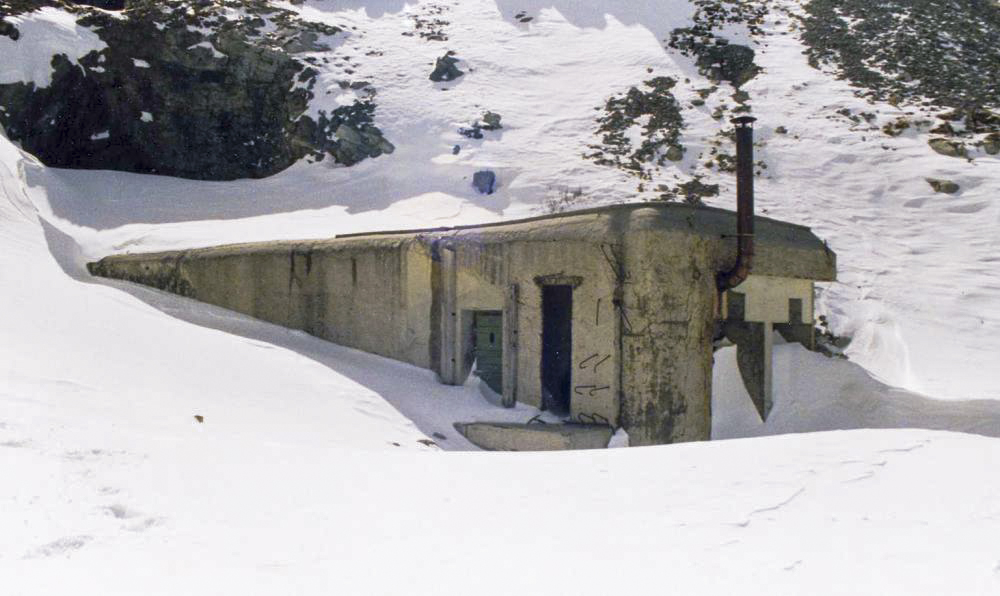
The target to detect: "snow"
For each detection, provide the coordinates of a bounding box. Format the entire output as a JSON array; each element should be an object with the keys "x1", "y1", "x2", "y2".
[
  {"x1": 2, "y1": 1, "x2": 1000, "y2": 593},
  {"x1": 741, "y1": 2, "x2": 1000, "y2": 400},
  {"x1": 8, "y1": 0, "x2": 990, "y2": 401},
  {"x1": 89, "y1": 130, "x2": 109, "y2": 141},
  {"x1": 140, "y1": 111, "x2": 153, "y2": 123},
  {"x1": 713, "y1": 340, "x2": 1000, "y2": 441},
  {"x1": 187, "y1": 40, "x2": 226, "y2": 59},
  {"x1": 132, "y1": 58, "x2": 150, "y2": 68},
  {"x1": 0, "y1": 7, "x2": 106, "y2": 88}
]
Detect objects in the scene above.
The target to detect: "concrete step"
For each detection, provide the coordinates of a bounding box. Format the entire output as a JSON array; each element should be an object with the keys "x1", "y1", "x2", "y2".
[{"x1": 454, "y1": 422, "x2": 613, "y2": 451}]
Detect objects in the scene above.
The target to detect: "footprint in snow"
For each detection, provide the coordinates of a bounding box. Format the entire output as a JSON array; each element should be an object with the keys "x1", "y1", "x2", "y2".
[
  {"x1": 946, "y1": 202, "x2": 988, "y2": 214},
  {"x1": 24, "y1": 535, "x2": 93, "y2": 559},
  {"x1": 105, "y1": 503, "x2": 141, "y2": 520},
  {"x1": 126, "y1": 517, "x2": 164, "y2": 533},
  {"x1": 105, "y1": 503, "x2": 163, "y2": 532}
]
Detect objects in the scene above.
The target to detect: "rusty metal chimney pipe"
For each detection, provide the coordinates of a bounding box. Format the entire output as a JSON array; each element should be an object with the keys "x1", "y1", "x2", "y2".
[{"x1": 717, "y1": 115, "x2": 757, "y2": 292}]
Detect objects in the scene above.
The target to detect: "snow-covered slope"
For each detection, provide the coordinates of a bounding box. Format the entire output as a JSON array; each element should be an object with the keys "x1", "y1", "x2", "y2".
[
  {"x1": 0, "y1": 134, "x2": 432, "y2": 453},
  {"x1": 10, "y1": 0, "x2": 995, "y2": 401},
  {"x1": 3, "y1": 1, "x2": 1000, "y2": 593},
  {"x1": 7, "y1": 423, "x2": 1000, "y2": 596}
]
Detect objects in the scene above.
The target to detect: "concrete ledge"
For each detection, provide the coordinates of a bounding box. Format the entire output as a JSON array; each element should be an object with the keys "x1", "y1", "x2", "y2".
[{"x1": 454, "y1": 422, "x2": 613, "y2": 451}]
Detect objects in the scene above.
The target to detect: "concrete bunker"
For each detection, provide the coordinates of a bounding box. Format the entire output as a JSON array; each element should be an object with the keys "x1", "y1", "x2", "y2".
[
  {"x1": 88, "y1": 202, "x2": 835, "y2": 448},
  {"x1": 86, "y1": 120, "x2": 837, "y2": 450}
]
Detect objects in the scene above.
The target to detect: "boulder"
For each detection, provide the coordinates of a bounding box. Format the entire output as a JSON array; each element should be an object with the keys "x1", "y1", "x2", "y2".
[
  {"x1": 928, "y1": 138, "x2": 967, "y2": 158},
  {"x1": 481, "y1": 111, "x2": 502, "y2": 130},
  {"x1": 430, "y1": 54, "x2": 464, "y2": 82},
  {"x1": 982, "y1": 133, "x2": 1000, "y2": 155},
  {"x1": 926, "y1": 178, "x2": 960, "y2": 194},
  {"x1": 665, "y1": 145, "x2": 684, "y2": 162},
  {"x1": 472, "y1": 170, "x2": 496, "y2": 194}
]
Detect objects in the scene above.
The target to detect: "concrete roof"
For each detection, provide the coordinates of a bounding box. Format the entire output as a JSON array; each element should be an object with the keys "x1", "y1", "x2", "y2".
[{"x1": 91, "y1": 202, "x2": 836, "y2": 281}]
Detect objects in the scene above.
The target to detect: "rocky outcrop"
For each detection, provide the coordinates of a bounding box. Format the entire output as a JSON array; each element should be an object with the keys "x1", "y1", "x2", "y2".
[
  {"x1": 429, "y1": 52, "x2": 463, "y2": 82},
  {"x1": 667, "y1": 1, "x2": 767, "y2": 88},
  {"x1": 0, "y1": 1, "x2": 393, "y2": 180},
  {"x1": 801, "y1": 0, "x2": 1000, "y2": 110},
  {"x1": 586, "y1": 76, "x2": 685, "y2": 178}
]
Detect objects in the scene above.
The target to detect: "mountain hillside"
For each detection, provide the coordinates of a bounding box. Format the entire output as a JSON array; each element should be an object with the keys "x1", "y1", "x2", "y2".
[
  {"x1": 2, "y1": 2, "x2": 1000, "y2": 593},
  {"x1": 3, "y1": 0, "x2": 997, "y2": 400}
]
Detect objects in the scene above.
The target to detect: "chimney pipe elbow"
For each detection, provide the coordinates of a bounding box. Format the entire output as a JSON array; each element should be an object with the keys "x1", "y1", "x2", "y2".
[{"x1": 718, "y1": 116, "x2": 757, "y2": 293}]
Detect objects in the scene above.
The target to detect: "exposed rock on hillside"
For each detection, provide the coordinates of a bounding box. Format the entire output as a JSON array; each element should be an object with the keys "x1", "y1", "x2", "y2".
[
  {"x1": 668, "y1": 0, "x2": 767, "y2": 88},
  {"x1": 0, "y1": 0, "x2": 393, "y2": 180},
  {"x1": 801, "y1": 0, "x2": 1000, "y2": 110},
  {"x1": 586, "y1": 77, "x2": 685, "y2": 180},
  {"x1": 925, "y1": 178, "x2": 960, "y2": 193},
  {"x1": 429, "y1": 52, "x2": 463, "y2": 82}
]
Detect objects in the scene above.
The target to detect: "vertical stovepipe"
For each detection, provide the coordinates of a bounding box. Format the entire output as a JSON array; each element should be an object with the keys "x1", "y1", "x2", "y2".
[{"x1": 717, "y1": 115, "x2": 757, "y2": 292}]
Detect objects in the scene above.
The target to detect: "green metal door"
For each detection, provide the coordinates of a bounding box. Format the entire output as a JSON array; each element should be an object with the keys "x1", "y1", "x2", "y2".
[{"x1": 474, "y1": 311, "x2": 503, "y2": 394}]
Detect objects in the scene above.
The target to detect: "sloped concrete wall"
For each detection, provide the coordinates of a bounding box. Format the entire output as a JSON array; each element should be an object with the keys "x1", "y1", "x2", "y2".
[{"x1": 88, "y1": 236, "x2": 435, "y2": 369}]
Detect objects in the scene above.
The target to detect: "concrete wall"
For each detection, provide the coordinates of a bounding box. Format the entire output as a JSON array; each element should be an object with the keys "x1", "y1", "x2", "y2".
[
  {"x1": 619, "y1": 223, "x2": 719, "y2": 446},
  {"x1": 88, "y1": 236, "x2": 435, "y2": 369},
  {"x1": 433, "y1": 233, "x2": 620, "y2": 425},
  {"x1": 88, "y1": 203, "x2": 836, "y2": 447}
]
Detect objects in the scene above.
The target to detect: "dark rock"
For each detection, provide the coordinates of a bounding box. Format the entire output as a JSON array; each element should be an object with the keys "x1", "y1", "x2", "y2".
[
  {"x1": 983, "y1": 133, "x2": 1000, "y2": 155},
  {"x1": 928, "y1": 138, "x2": 967, "y2": 158},
  {"x1": 452, "y1": 144, "x2": 460, "y2": 155},
  {"x1": 0, "y1": 1, "x2": 390, "y2": 180},
  {"x1": 458, "y1": 126, "x2": 484, "y2": 139},
  {"x1": 801, "y1": 0, "x2": 1000, "y2": 110},
  {"x1": 775, "y1": 125, "x2": 788, "y2": 134},
  {"x1": 473, "y1": 170, "x2": 496, "y2": 194},
  {"x1": 0, "y1": 20, "x2": 20, "y2": 40},
  {"x1": 883, "y1": 117, "x2": 911, "y2": 137},
  {"x1": 665, "y1": 145, "x2": 684, "y2": 161},
  {"x1": 670, "y1": 27, "x2": 761, "y2": 87},
  {"x1": 926, "y1": 178, "x2": 960, "y2": 194},
  {"x1": 430, "y1": 54, "x2": 464, "y2": 82},
  {"x1": 459, "y1": 111, "x2": 502, "y2": 139},
  {"x1": 678, "y1": 177, "x2": 719, "y2": 201},
  {"x1": 68, "y1": 0, "x2": 125, "y2": 8},
  {"x1": 481, "y1": 111, "x2": 502, "y2": 130},
  {"x1": 586, "y1": 77, "x2": 685, "y2": 178}
]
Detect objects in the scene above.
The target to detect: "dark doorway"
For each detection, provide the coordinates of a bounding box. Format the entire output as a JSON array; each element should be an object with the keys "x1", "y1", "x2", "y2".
[
  {"x1": 541, "y1": 285, "x2": 573, "y2": 415},
  {"x1": 473, "y1": 311, "x2": 503, "y2": 394}
]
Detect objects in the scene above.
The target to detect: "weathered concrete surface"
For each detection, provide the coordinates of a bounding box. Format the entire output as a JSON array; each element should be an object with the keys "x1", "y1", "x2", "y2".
[
  {"x1": 88, "y1": 202, "x2": 836, "y2": 446},
  {"x1": 454, "y1": 422, "x2": 614, "y2": 451},
  {"x1": 88, "y1": 235, "x2": 434, "y2": 368}
]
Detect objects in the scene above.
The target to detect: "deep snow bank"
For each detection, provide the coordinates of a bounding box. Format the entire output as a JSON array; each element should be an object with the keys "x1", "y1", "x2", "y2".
[
  {"x1": 714, "y1": 342, "x2": 1000, "y2": 440},
  {"x1": 0, "y1": 132, "x2": 432, "y2": 453},
  {"x1": 6, "y1": 0, "x2": 992, "y2": 402}
]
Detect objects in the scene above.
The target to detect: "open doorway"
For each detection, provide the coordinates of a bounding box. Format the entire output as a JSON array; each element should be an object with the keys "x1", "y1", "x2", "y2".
[{"x1": 541, "y1": 285, "x2": 573, "y2": 415}]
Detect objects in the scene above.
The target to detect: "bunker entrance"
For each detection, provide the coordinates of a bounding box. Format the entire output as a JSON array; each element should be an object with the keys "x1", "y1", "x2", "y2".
[
  {"x1": 473, "y1": 311, "x2": 503, "y2": 394},
  {"x1": 541, "y1": 285, "x2": 573, "y2": 415}
]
